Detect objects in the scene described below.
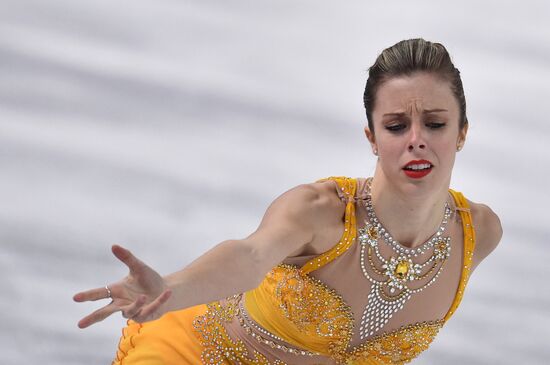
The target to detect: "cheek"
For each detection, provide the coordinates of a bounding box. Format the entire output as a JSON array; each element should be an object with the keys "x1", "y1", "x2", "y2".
[
  {"x1": 376, "y1": 133, "x2": 405, "y2": 151},
  {"x1": 377, "y1": 141, "x2": 405, "y2": 172},
  {"x1": 378, "y1": 139, "x2": 403, "y2": 160},
  {"x1": 433, "y1": 140, "x2": 457, "y2": 164}
]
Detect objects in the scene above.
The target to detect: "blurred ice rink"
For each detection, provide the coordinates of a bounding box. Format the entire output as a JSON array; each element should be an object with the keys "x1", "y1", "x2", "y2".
[{"x1": 1, "y1": 1, "x2": 549, "y2": 364}]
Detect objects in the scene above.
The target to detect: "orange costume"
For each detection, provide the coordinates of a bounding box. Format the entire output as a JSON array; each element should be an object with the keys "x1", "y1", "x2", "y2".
[{"x1": 113, "y1": 177, "x2": 475, "y2": 365}]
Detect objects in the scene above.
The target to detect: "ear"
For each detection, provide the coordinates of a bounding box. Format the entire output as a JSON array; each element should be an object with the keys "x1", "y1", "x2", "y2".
[
  {"x1": 457, "y1": 122, "x2": 469, "y2": 150},
  {"x1": 364, "y1": 125, "x2": 377, "y2": 154}
]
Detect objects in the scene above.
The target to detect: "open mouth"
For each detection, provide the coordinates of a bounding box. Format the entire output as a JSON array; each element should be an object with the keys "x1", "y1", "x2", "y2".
[
  {"x1": 402, "y1": 160, "x2": 433, "y2": 178},
  {"x1": 403, "y1": 163, "x2": 432, "y2": 171}
]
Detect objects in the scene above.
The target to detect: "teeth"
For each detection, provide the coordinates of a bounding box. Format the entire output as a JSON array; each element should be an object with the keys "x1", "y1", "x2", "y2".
[{"x1": 406, "y1": 163, "x2": 431, "y2": 170}]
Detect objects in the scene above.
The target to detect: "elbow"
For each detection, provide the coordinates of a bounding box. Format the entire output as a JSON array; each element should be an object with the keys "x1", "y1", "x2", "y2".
[
  {"x1": 239, "y1": 239, "x2": 274, "y2": 286},
  {"x1": 231, "y1": 239, "x2": 268, "y2": 289}
]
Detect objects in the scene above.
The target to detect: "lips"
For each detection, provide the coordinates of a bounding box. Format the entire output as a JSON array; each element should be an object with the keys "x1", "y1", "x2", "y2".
[{"x1": 402, "y1": 159, "x2": 433, "y2": 179}]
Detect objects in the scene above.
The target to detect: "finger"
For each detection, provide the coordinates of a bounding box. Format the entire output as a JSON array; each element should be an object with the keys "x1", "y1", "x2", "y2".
[
  {"x1": 120, "y1": 295, "x2": 147, "y2": 319},
  {"x1": 134, "y1": 289, "x2": 172, "y2": 322},
  {"x1": 73, "y1": 286, "x2": 111, "y2": 302},
  {"x1": 77, "y1": 302, "x2": 118, "y2": 329},
  {"x1": 112, "y1": 244, "x2": 144, "y2": 274}
]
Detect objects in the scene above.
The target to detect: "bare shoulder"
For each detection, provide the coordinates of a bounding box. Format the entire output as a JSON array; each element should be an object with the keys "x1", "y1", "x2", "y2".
[
  {"x1": 307, "y1": 179, "x2": 348, "y2": 216},
  {"x1": 280, "y1": 180, "x2": 346, "y2": 233},
  {"x1": 244, "y1": 180, "x2": 346, "y2": 265},
  {"x1": 467, "y1": 200, "x2": 503, "y2": 269},
  {"x1": 270, "y1": 180, "x2": 344, "y2": 220},
  {"x1": 264, "y1": 179, "x2": 346, "y2": 258},
  {"x1": 287, "y1": 179, "x2": 348, "y2": 255}
]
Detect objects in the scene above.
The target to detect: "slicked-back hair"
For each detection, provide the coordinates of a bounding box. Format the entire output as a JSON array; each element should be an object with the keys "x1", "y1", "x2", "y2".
[{"x1": 364, "y1": 38, "x2": 467, "y2": 134}]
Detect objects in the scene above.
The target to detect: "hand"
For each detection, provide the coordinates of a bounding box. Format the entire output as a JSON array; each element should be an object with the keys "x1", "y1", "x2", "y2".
[{"x1": 73, "y1": 244, "x2": 172, "y2": 329}]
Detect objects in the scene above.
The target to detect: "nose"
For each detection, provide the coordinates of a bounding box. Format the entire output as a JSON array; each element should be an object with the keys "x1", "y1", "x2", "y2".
[{"x1": 407, "y1": 123, "x2": 426, "y2": 151}]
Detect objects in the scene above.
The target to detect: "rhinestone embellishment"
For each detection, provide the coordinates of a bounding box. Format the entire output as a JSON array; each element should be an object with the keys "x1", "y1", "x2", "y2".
[{"x1": 358, "y1": 178, "x2": 452, "y2": 339}]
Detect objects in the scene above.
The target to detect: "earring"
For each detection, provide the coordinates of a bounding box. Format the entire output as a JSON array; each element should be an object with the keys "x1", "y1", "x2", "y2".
[
  {"x1": 457, "y1": 145, "x2": 462, "y2": 151},
  {"x1": 373, "y1": 148, "x2": 378, "y2": 156}
]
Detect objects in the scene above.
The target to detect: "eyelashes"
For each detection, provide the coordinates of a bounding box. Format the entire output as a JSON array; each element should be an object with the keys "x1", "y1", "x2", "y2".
[
  {"x1": 385, "y1": 122, "x2": 446, "y2": 132},
  {"x1": 426, "y1": 122, "x2": 446, "y2": 129},
  {"x1": 386, "y1": 124, "x2": 406, "y2": 132}
]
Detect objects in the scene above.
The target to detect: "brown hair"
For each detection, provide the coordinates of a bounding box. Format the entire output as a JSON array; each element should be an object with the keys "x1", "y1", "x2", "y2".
[{"x1": 363, "y1": 38, "x2": 467, "y2": 133}]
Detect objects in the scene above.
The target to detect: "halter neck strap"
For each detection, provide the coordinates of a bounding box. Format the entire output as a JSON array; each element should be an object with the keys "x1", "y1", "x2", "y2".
[{"x1": 444, "y1": 189, "x2": 476, "y2": 321}]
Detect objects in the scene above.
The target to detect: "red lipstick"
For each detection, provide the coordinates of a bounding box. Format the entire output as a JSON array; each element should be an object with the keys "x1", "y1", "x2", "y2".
[{"x1": 402, "y1": 159, "x2": 433, "y2": 179}]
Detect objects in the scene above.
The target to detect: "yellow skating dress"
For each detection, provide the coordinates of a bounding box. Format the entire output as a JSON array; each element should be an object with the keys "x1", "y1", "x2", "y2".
[{"x1": 113, "y1": 176, "x2": 476, "y2": 365}]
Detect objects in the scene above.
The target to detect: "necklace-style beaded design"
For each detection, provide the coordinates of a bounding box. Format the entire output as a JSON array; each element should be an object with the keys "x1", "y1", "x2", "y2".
[{"x1": 358, "y1": 178, "x2": 452, "y2": 340}]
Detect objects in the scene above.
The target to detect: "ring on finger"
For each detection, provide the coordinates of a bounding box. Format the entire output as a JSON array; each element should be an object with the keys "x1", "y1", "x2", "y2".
[{"x1": 105, "y1": 285, "x2": 112, "y2": 298}]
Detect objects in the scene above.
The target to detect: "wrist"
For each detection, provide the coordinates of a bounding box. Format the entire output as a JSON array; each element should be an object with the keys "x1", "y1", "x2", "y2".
[{"x1": 161, "y1": 273, "x2": 184, "y2": 312}]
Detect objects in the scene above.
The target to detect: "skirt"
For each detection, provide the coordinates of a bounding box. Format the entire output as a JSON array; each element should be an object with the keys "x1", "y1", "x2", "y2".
[{"x1": 112, "y1": 304, "x2": 207, "y2": 365}]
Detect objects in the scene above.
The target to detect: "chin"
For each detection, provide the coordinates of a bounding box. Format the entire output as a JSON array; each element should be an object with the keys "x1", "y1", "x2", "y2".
[{"x1": 398, "y1": 171, "x2": 447, "y2": 194}]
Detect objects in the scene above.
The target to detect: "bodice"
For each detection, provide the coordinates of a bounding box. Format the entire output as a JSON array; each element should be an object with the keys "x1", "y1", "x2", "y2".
[
  {"x1": 247, "y1": 263, "x2": 448, "y2": 364},
  {"x1": 192, "y1": 177, "x2": 476, "y2": 365}
]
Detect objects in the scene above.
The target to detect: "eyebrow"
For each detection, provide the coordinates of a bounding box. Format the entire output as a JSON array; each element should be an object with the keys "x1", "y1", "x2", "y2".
[{"x1": 382, "y1": 108, "x2": 448, "y2": 117}]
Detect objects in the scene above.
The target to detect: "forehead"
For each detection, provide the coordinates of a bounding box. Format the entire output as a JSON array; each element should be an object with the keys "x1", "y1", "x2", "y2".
[{"x1": 374, "y1": 72, "x2": 458, "y2": 115}]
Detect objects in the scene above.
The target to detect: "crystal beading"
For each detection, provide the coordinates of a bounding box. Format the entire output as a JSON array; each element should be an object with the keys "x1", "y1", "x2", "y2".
[
  {"x1": 357, "y1": 178, "x2": 452, "y2": 339},
  {"x1": 235, "y1": 296, "x2": 320, "y2": 357}
]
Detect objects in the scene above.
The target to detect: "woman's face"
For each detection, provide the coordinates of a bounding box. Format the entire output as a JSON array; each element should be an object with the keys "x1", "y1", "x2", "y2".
[{"x1": 365, "y1": 72, "x2": 467, "y2": 193}]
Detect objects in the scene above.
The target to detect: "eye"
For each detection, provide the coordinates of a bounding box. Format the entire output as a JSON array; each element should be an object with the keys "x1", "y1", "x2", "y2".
[
  {"x1": 426, "y1": 122, "x2": 446, "y2": 129},
  {"x1": 385, "y1": 124, "x2": 406, "y2": 132}
]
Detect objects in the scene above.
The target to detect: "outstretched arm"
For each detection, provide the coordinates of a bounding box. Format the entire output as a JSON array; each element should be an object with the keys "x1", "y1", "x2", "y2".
[{"x1": 74, "y1": 183, "x2": 332, "y2": 328}]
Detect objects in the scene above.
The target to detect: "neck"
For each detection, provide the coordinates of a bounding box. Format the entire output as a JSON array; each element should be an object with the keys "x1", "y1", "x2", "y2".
[{"x1": 368, "y1": 168, "x2": 451, "y2": 249}]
